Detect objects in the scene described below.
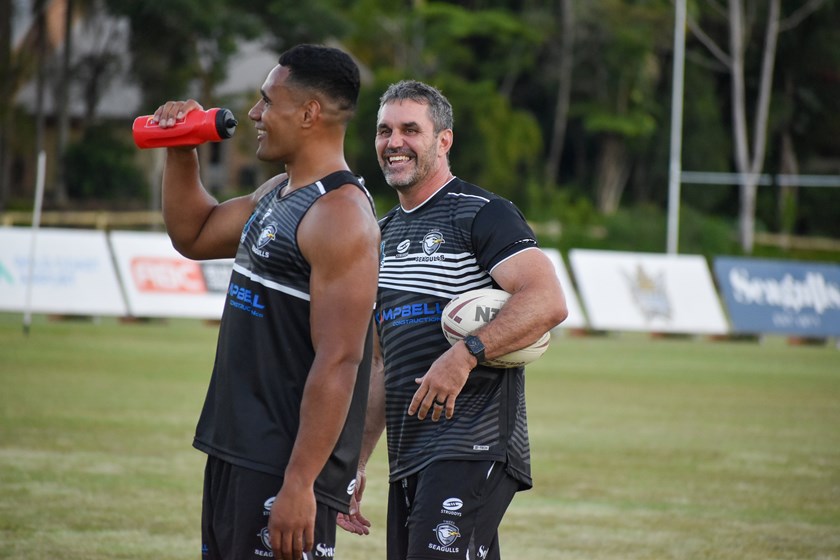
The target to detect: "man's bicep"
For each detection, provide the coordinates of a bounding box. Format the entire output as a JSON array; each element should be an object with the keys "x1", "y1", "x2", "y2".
[
  {"x1": 302, "y1": 191, "x2": 379, "y2": 351},
  {"x1": 490, "y1": 248, "x2": 560, "y2": 295}
]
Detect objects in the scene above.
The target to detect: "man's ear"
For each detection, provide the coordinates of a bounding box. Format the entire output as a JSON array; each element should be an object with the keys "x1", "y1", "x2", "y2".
[
  {"x1": 300, "y1": 99, "x2": 321, "y2": 128},
  {"x1": 438, "y1": 129, "x2": 454, "y2": 157}
]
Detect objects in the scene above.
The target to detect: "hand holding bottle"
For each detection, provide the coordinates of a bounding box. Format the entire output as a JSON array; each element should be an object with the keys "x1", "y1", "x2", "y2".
[{"x1": 133, "y1": 100, "x2": 237, "y2": 149}]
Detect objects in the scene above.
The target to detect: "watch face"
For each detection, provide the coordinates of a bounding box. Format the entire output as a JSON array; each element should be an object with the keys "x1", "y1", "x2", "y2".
[{"x1": 465, "y1": 335, "x2": 485, "y2": 359}]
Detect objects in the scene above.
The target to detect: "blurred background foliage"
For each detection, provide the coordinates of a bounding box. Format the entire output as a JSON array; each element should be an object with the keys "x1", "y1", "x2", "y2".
[{"x1": 1, "y1": 0, "x2": 838, "y2": 260}]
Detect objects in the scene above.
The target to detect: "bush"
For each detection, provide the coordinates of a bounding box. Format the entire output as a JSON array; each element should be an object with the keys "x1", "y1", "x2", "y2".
[
  {"x1": 552, "y1": 203, "x2": 741, "y2": 258},
  {"x1": 65, "y1": 124, "x2": 148, "y2": 203}
]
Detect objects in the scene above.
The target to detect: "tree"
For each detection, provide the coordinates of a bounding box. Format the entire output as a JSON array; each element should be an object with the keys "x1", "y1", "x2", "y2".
[
  {"x1": 238, "y1": 0, "x2": 347, "y2": 54},
  {"x1": 772, "y1": 0, "x2": 840, "y2": 239},
  {"x1": 53, "y1": 0, "x2": 110, "y2": 206},
  {"x1": 342, "y1": 1, "x2": 546, "y2": 203},
  {"x1": 573, "y1": 0, "x2": 671, "y2": 215},
  {"x1": 543, "y1": 0, "x2": 575, "y2": 191},
  {"x1": 104, "y1": 0, "x2": 260, "y2": 111},
  {"x1": 687, "y1": 0, "x2": 827, "y2": 253},
  {"x1": 53, "y1": 0, "x2": 74, "y2": 207}
]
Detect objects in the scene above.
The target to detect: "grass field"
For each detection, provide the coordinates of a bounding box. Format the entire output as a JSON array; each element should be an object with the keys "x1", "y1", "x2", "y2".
[{"x1": 1, "y1": 313, "x2": 838, "y2": 559}]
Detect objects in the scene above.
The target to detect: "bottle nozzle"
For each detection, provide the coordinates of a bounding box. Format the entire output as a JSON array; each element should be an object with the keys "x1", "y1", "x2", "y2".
[{"x1": 215, "y1": 108, "x2": 238, "y2": 139}]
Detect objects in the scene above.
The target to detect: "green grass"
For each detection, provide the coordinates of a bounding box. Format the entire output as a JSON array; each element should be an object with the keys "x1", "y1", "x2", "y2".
[{"x1": 1, "y1": 315, "x2": 838, "y2": 559}]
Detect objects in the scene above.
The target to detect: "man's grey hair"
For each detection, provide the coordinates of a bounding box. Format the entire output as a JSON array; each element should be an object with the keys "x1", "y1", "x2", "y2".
[{"x1": 379, "y1": 80, "x2": 454, "y2": 134}]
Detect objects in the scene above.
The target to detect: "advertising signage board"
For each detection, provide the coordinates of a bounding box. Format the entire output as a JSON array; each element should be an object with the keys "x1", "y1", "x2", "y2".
[{"x1": 713, "y1": 257, "x2": 840, "y2": 337}]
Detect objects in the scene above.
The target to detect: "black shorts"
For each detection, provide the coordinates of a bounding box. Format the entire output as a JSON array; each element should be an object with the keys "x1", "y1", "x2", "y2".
[
  {"x1": 387, "y1": 460, "x2": 520, "y2": 560},
  {"x1": 201, "y1": 455, "x2": 339, "y2": 560}
]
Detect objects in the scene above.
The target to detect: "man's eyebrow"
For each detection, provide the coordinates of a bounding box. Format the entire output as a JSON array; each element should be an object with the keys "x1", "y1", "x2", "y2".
[
  {"x1": 383, "y1": 121, "x2": 420, "y2": 129},
  {"x1": 377, "y1": 120, "x2": 422, "y2": 131}
]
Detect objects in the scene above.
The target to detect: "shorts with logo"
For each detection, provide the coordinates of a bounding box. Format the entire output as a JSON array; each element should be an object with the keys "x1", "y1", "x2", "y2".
[
  {"x1": 387, "y1": 460, "x2": 520, "y2": 560},
  {"x1": 201, "y1": 455, "x2": 338, "y2": 560}
]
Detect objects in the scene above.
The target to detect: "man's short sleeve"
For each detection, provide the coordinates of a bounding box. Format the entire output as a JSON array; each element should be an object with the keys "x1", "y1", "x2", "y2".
[{"x1": 471, "y1": 198, "x2": 538, "y2": 272}]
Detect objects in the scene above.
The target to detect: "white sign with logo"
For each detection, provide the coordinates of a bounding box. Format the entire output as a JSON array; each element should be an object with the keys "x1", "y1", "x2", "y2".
[
  {"x1": 109, "y1": 231, "x2": 232, "y2": 319},
  {"x1": 569, "y1": 249, "x2": 729, "y2": 334},
  {"x1": 542, "y1": 248, "x2": 588, "y2": 330},
  {"x1": 0, "y1": 227, "x2": 127, "y2": 315}
]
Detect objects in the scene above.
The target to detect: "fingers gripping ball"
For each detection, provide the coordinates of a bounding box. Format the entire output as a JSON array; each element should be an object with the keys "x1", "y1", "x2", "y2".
[{"x1": 440, "y1": 288, "x2": 550, "y2": 368}]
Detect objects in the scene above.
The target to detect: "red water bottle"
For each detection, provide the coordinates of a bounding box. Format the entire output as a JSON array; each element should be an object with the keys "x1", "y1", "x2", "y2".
[{"x1": 132, "y1": 108, "x2": 238, "y2": 149}]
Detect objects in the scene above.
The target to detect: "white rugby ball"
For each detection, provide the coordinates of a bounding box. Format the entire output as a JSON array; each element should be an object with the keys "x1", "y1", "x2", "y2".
[{"x1": 441, "y1": 288, "x2": 550, "y2": 368}]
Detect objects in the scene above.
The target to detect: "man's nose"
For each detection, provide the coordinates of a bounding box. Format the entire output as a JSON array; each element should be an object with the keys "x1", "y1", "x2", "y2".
[
  {"x1": 387, "y1": 131, "x2": 404, "y2": 148},
  {"x1": 248, "y1": 100, "x2": 262, "y2": 121}
]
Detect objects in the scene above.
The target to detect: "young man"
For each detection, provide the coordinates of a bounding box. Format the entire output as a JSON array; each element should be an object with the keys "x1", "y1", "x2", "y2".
[
  {"x1": 153, "y1": 44, "x2": 380, "y2": 560},
  {"x1": 338, "y1": 80, "x2": 567, "y2": 559}
]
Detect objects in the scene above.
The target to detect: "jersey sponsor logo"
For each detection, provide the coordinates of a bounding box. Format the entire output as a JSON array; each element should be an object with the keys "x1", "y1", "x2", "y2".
[
  {"x1": 473, "y1": 445, "x2": 490, "y2": 451},
  {"x1": 430, "y1": 521, "x2": 461, "y2": 553},
  {"x1": 442, "y1": 498, "x2": 463, "y2": 512},
  {"x1": 378, "y1": 302, "x2": 443, "y2": 327},
  {"x1": 441, "y1": 497, "x2": 463, "y2": 517},
  {"x1": 477, "y1": 545, "x2": 490, "y2": 559},
  {"x1": 397, "y1": 239, "x2": 411, "y2": 254},
  {"x1": 263, "y1": 496, "x2": 275, "y2": 516},
  {"x1": 259, "y1": 208, "x2": 274, "y2": 225},
  {"x1": 422, "y1": 231, "x2": 445, "y2": 255},
  {"x1": 240, "y1": 212, "x2": 257, "y2": 243},
  {"x1": 314, "y1": 543, "x2": 336, "y2": 558},
  {"x1": 228, "y1": 282, "x2": 266, "y2": 317}
]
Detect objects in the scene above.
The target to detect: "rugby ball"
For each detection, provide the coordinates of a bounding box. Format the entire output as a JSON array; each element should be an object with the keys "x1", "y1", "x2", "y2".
[{"x1": 441, "y1": 288, "x2": 550, "y2": 368}]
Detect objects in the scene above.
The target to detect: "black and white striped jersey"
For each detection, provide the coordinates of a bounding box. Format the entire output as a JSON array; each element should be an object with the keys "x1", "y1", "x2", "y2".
[
  {"x1": 193, "y1": 171, "x2": 374, "y2": 513},
  {"x1": 376, "y1": 176, "x2": 538, "y2": 489}
]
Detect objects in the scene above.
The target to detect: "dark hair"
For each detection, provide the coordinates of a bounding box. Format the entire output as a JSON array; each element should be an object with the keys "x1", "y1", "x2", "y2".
[
  {"x1": 379, "y1": 80, "x2": 453, "y2": 134},
  {"x1": 278, "y1": 44, "x2": 360, "y2": 113}
]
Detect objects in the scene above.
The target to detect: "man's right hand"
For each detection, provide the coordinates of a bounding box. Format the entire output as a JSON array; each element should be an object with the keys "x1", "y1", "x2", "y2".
[
  {"x1": 153, "y1": 99, "x2": 203, "y2": 129},
  {"x1": 336, "y1": 468, "x2": 371, "y2": 535}
]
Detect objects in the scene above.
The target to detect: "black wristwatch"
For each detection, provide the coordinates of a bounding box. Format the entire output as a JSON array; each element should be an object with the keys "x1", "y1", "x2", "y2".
[{"x1": 463, "y1": 335, "x2": 486, "y2": 365}]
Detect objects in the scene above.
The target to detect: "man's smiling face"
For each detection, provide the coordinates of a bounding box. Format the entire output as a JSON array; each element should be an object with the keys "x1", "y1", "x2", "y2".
[{"x1": 375, "y1": 99, "x2": 446, "y2": 191}]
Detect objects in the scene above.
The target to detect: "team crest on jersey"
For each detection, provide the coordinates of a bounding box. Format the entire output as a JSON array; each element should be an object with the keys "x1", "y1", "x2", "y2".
[
  {"x1": 257, "y1": 224, "x2": 277, "y2": 248},
  {"x1": 251, "y1": 223, "x2": 276, "y2": 258},
  {"x1": 258, "y1": 527, "x2": 272, "y2": 551},
  {"x1": 422, "y1": 231, "x2": 445, "y2": 255},
  {"x1": 429, "y1": 521, "x2": 461, "y2": 553}
]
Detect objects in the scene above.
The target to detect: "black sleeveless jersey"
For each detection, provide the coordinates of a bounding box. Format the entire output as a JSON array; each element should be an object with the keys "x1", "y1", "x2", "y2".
[
  {"x1": 376, "y1": 177, "x2": 539, "y2": 489},
  {"x1": 193, "y1": 171, "x2": 375, "y2": 512}
]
